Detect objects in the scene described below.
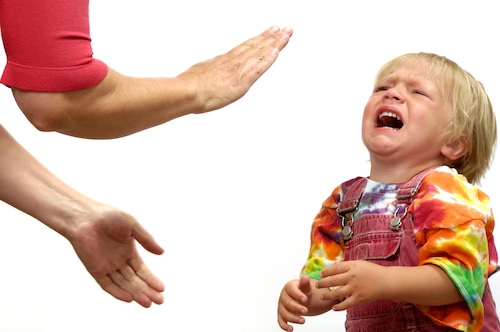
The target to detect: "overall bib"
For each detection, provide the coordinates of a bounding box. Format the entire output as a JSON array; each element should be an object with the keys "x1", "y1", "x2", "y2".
[{"x1": 337, "y1": 171, "x2": 499, "y2": 331}]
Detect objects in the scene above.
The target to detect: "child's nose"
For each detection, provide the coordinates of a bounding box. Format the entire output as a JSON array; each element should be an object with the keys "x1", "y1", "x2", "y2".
[{"x1": 383, "y1": 88, "x2": 402, "y2": 102}]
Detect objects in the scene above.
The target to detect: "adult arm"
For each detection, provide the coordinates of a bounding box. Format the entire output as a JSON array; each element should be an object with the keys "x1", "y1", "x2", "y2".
[
  {"x1": 0, "y1": 124, "x2": 164, "y2": 307},
  {"x1": 12, "y1": 26, "x2": 293, "y2": 139}
]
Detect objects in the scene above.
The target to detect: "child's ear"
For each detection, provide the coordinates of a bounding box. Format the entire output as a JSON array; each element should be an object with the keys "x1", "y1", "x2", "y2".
[{"x1": 441, "y1": 135, "x2": 468, "y2": 161}]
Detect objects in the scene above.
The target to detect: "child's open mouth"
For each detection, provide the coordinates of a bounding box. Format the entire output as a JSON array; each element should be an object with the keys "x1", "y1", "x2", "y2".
[{"x1": 377, "y1": 111, "x2": 403, "y2": 129}]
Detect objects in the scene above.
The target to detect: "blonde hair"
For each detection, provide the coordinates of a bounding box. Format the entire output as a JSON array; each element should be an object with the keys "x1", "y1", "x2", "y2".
[{"x1": 374, "y1": 53, "x2": 497, "y2": 184}]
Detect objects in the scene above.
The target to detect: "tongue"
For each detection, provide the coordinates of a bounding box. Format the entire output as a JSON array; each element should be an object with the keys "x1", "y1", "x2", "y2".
[{"x1": 380, "y1": 116, "x2": 403, "y2": 129}]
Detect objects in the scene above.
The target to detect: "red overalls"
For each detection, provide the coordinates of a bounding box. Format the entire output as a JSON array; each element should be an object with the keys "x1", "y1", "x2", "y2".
[{"x1": 337, "y1": 170, "x2": 499, "y2": 331}]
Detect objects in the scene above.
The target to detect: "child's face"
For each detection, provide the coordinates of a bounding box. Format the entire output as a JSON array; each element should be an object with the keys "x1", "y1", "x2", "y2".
[{"x1": 361, "y1": 60, "x2": 452, "y2": 171}]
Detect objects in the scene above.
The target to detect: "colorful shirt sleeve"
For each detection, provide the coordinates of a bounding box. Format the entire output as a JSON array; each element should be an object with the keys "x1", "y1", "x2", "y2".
[
  {"x1": 0, "y1": 0, "x2": 108, "y2": 92},
  {"x1": 411, "y1": 167, "x2": 498, "y2": 331},
  {"x1": 300, "y1": 178, "x2": 356, "y2": 279}
]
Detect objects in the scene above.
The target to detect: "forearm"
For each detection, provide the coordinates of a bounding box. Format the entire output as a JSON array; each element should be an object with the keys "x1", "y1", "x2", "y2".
[
  {"x1": 318, "y1": 260, "x2": 464, "y2": 312},
  {"x1": 12, "y1": 68, "x2": 200, "y2": 139},
  {"x1": 384, "y1": 265, "x2": 462, "y2": 306},
  {"x1": 0, "y1": 124, "x2": 92, "y2": 238}
]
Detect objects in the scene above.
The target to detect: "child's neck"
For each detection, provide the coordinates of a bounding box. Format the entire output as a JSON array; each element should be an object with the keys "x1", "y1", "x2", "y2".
[{"x1": 369, "y1": 162, "x2": 442, "y2": 184}]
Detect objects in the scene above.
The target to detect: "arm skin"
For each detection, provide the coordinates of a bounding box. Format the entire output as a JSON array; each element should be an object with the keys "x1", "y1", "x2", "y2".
[
  {"x1": 277, "y1": 261, "x2": 462, "y2": 331},
  {"x1": 0, "y1": 124, "x2": 165, "y2": 307},
  {"x1": 317, "y1": 260, "x2": 462, "y2": 311},
  {"x1": 12, "y1": 26, "x2": 293, "y2": 139}
]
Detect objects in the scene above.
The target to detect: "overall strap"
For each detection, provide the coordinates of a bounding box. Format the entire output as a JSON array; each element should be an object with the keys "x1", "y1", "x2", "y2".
[
  {"x1": 337, "y1": 166, "x2": 437, "y2": 214},
  {"x1": 390, "y1": 166, "x2": 439, "y2": 231},
  {"x1": 337, "y1": 167, "x2": 438, "y2": 239},
  {"x1": 337, "y1": 177, "x2": 367, "y2": 241},
  {"x1": 396, "y1": 166, "x2": 439, "y2": 204},
  {"x1": 337, "y1": 178, "x2": 368, "y2": 216}
]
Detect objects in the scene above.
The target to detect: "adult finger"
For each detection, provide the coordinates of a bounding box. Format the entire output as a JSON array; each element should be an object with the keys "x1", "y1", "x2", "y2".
[
  {"x1": 96, "y1": 274, "x2": 134, "y2": 303},
  {"x1": 129, "y1": 254, "x2": 165, "y2": 297},
  {"x1": 108, "y1": 268, "x2": 153, "y2": 308},
  {"x1": 132, "y1": 222, "x2": 165, "y2": 256},
  {"x1": 227, "y1": 26, "x2": 293, "y2": 58}
]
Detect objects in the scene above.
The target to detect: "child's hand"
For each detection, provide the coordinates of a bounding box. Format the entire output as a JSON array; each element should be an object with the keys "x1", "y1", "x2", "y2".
[
  {"x1": 277, "y1": 275, "x2": 312, "y2": 331},
  {"x1": 317, "y1": 260, "x2": 386, "y2": 311}
]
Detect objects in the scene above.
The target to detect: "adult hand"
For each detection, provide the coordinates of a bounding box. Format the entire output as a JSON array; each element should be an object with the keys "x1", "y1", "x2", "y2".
[
  {"x1": 68, "y1": 205, "x2": 165, "y2": 308},
  {"x1": 177, "y1": 25, "x2": 294, "y2": 113}
]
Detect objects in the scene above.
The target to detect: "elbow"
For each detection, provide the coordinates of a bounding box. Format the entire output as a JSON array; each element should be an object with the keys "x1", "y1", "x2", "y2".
[
  {"x1": 22, "y1": 108, "x2": 66, "y2": 133},
  {"x1": 12, "y1": 89, "x2": 70, "y2": 133}
]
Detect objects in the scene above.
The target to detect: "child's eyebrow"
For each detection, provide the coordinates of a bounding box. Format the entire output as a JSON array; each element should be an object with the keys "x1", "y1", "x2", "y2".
[{"x1": 380, "y1": 74, "x2": 435, "y2": 88}]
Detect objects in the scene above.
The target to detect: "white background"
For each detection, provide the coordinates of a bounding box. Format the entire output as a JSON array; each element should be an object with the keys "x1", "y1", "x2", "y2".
[{"x1": 0, "y1": 1, "x2": 499, "y2": 331}]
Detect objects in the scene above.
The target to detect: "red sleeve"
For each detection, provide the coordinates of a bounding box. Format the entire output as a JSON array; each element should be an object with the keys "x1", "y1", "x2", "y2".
[{"x1": 0, "y1": 0, "x2": 108, "y2": 92}]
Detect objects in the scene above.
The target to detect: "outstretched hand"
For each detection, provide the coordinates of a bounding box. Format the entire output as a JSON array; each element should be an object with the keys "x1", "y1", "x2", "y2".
[
  {"x1": 178, "y1": 25, "x2": 293, "y2": 113},
  {"x1": 68, "y1": 205, "x2": 165, "y2": 308}
]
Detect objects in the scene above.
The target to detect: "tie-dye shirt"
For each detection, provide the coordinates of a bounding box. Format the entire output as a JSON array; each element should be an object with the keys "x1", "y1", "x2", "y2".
[{"x1": 301, "y1": 166, "x2": 498, "y2": 331}]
